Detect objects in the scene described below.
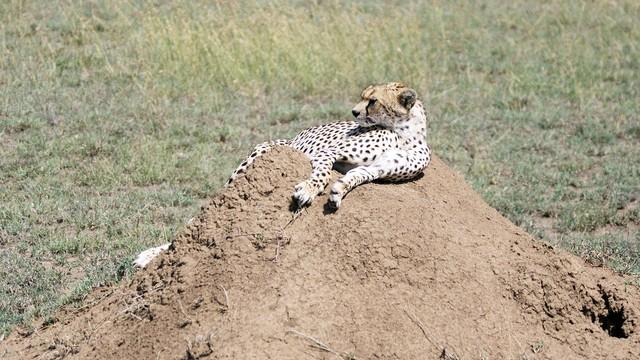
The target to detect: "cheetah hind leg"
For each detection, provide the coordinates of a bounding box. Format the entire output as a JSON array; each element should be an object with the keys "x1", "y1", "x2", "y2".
[{"x1": 225, "y1": 139, "x2": 289, "y2": 186}]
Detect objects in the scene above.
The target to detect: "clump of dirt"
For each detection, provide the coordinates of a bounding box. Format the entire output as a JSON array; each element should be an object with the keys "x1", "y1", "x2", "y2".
[{"x1": 3, "y1": 147, "x2": 640, "y2": 359}]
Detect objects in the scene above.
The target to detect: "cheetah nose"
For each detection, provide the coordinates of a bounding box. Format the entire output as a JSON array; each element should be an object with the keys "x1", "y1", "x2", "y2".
[{"x1": 352, "y1": 110, "x2": 360, "y2": 118}]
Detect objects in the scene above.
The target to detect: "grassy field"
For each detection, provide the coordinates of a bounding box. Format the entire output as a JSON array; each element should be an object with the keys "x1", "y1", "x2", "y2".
[{"x1": 1, "y1": 0, "x2": 639, "y2": 333}]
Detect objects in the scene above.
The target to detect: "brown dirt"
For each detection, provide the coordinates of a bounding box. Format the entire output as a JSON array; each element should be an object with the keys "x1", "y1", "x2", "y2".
[{"x1": 3, "y1": 147, "x2": 640, "y2": 359}]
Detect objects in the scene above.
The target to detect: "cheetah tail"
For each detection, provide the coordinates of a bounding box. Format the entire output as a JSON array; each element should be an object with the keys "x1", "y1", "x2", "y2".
[{"x1": 224, "y1": 139, "x2": 291, "y2": 186}]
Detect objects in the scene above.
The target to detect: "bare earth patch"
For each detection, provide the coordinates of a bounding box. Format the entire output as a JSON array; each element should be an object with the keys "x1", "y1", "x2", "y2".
[{"x1": 3, "y1": 147, "x2": 639, "y2": 359}]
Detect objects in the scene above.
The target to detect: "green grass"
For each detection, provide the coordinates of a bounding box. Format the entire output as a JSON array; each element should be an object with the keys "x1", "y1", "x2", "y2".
[{"x1": 1, "y1": 0, "x2": 639, "y2": 333}]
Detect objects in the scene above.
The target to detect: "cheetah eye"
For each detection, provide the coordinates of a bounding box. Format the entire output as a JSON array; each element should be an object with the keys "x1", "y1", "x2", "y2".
[{"x1": 368, "y1": 98, "x2": 377, "y2": 106}]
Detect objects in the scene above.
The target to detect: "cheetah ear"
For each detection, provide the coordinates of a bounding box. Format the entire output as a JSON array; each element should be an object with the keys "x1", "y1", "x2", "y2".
[{"x1": 398, "y1": 89, "x2": 417, "y2": 111}]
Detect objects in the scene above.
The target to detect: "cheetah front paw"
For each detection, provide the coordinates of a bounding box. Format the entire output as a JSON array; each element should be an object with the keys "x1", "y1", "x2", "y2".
[
  {"x1": 292, "y1": 180, "x2": 322, "y2": 207},
  {"x1": 328, "y1": 181, "x2": 347, "y2": 209}
]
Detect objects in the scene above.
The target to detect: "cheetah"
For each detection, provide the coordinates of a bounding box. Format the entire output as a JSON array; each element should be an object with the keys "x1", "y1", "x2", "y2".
[
  {"x1": 226, "y1": 82, "x2": 432, "y2": 209},
  {"x1": 134, "y1": 82, "x2": 431, "y2": 268}
]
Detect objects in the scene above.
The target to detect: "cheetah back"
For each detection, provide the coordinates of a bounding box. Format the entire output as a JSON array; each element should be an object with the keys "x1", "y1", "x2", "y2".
[{"x1": 289, "y1": 121, "x2": 399, "y2": 166}]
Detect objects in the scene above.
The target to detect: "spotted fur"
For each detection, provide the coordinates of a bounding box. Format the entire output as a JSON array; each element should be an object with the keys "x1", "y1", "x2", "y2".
[{"x1": 227, "y1": 82, "x2": 432, "y2": 209}]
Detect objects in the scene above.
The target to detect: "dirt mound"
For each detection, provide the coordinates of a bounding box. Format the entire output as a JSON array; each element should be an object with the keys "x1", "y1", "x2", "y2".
[{"x1": 3, "y1": 147, "x2": 640, "y2": 359}]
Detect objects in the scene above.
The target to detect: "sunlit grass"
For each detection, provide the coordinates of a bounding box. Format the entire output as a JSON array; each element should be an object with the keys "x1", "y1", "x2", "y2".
[{"x1": 139, "y1": 1, "x2": 639, "y2": 102}]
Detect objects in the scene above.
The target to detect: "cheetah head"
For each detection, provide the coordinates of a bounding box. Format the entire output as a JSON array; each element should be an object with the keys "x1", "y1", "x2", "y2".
[{"x1": 351, "y1": 82, "x2": 417, "y2": 128}]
